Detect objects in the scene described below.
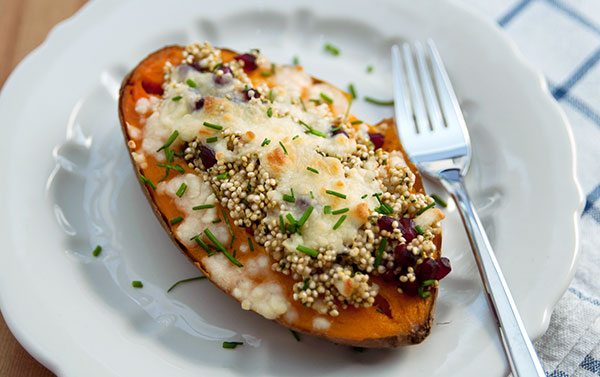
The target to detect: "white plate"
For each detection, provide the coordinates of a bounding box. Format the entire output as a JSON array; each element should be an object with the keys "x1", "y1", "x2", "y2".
[{"x1": 0, "y1": 0, "x2": 583, "y2": 376}]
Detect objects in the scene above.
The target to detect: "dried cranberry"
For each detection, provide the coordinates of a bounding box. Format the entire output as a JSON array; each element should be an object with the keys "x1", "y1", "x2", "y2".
[
  {"x1": 394, "y1": 244, "x2": 418, "y2": 267},
  {"x1": 368, "y1": 133, "x2": 385, "y2": 149},
  {"x1": 435, "y1": 257, "x2": 451, "y2": 280},
  {"x1": 416, "y1": 258, "x2": 440, "y2": 281},
  {"x1": 398, "y1": 218, "x2": 418, "y2": 242},
  {"x1": 242, "y1": 87, "x2": 260, "y2": 101},
  {"x1": 234, "y1": 53, "x2": 257, "y2": 72},
  {"x1": 377, "y1": 216, "x2": 396, "y2": 232},
  {"x1": 399, "y1": 280, "x2": 419, "y2": 296},
  {"x1": 382, "y1": 269, "x2": 397, "y2": 282},
  {"x1": 331, "y1": 126, "x2": 348, "y2": 137},
  {"x1": 141, "y1": 80, "x2": 163, "y2": 96},
  {"x1": 213, "y1": 66, "x2": 233, "y2": 85},
  {"x1": 199, "y1": 145, "x2": 216, "y2": 168},
  {"x1": 245, "y1": 227, "x2": 253, "y2": 236},
  {"x1": 194, "y1": 98, "x2": 205, "y2": 110}
]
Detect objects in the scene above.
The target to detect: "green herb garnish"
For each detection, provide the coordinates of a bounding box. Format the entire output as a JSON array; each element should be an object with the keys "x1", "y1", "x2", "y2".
[
  {"x1": 373, "y1": 237, "x2": 388, "y2": 268},
  {"x1": 222, "y1": 249, "x2": 243, "y2": 267},
  {"x1": 298, "y1": 120, "x2": 327, "y2": 138},
  {"x1": 172, "y1": 95, "x2": 182, "y2": 101},
  {"x1": 415, "y1": 225, "x2": 424, "y2": 235},
  {"x1": 186, "y1": 78, "x2": 197, "y2": 88},
  {"x1": 221, "y1": 208, "x2": 234, "y2": 237},
  {"x1": 367, "y1": 65, "x2": 374, "y2": 73},
  {"x1": 212, "y1": 219, "x2": 221, "y2": 224},
  {"x1": 348, "y1": 83, "x2": 357, "y2": 99},
  {"x1": 293, "y1": 56, "x2": 299, "y2": 66},
  {"x1": 416, "y1": 202, "x2": 435, "y2": 216},
  {"x1": 191, "y1": 234, "x2": 211, "y2": 253},
  {"x1": 176, "y1": 183, "x2": 187, "y2": 198},
  {"x1": 418, "y1": 279, "x2": 436, "y2": 298},
  {"x1": 167, "y1": 276, "x2": 206, "y2": 293},
  {"x1": 325, "y1": 190, "x2": 346, "y2": 199},
  {"x1": 269, "y1": 89, "x2": 274, "y2": 102},
  {"x1": 351, "y1": 120, "x2": 363, "y2": 125},
  {"x1": 216, "y1": 173, "x2": 229, "y2": 180},
  {"x1": 299, "y1": 97, "x2": 307, "y2": 111},
  {"x1": 222, "y1": 341, "x2": 243, "y2": 349},
  {"x1": 290, "y1": 330, "x2": 301, "y2": 342},
  {"x1": 297, "y1": 206, "x2": 314, "y2": 227},
  {"x1": 324, "y1": 43, "x2": 340, "y2": 56},
  {"x1": 292, "y1": 135, "x2": 299, "y2": 140},
  {"x1": 283, "y1": 194, "x2": 296, "y2": 203},
  {"x1": 376, "y1": 308, "x2": 384, "y2": 314},
  {"x1": 206, "y1": 136, "x2": 218, "y2": 143},
  {"x1": 203, "y1": 121, "x2": 223, "y2": 130},
  {"x1": 279, "y1": 215, "x2": 285, "y2": 231},
  {"x1": 306, "y1": 167, "x2": 319, "y2": 174},
  {"x1": 324, "y1": 205, "x2": 331, "y2": 214},
  {"x1": 261, "y1": 71, "x2": 272, "y2": 77},
  {"x1": 431, "y1": 194, "x2": 448, "y2": 208},
  {"x1": 248, "y1": 237, "x2": 254, "y2": 252},
  {"x1": 279, "y1": 141, "x2": 288, "y2": 154},
  {"x1": 192, "y1": 204, "x2": 213, "y2": 211},
  {"x1": 170, "y1": 216, "x2": 183, "y2": 225},
  {"x1": 204, "y1": 229, "x2": 226, "y2": 252},
  {"x1": 333, "y1": 215, "x2": 347, "y2": 230},
  {"x1": 332, "y1": 208, "x2": 349, "y2": 215},
  {"x1": 261, "y1": 138, "x2": 271, "y2": 147},
  {"x1": 92, "y1": 245, "x2": 102, "y2": 257},
  {"x1": 320, "y1": 92, "x2": 333, "y2": 104},
  {"x1": 157, "y1": 130, "x2": 179, "y2": 152},
  {"x1": 361, "y1": 194, "x2": 368, "y2": 199},
  {"x1": 364, "y1": 96, "x2": 393, "y2": 106},
  {"x1": 131, "y1": 281, "x2": 143, "y2": 288},
  {"x1": 267, "y1": 107, "x2": 273, "y2": 117},
  {"x1": 296, "y1": 245, "x2": 318, "y2": 257}
]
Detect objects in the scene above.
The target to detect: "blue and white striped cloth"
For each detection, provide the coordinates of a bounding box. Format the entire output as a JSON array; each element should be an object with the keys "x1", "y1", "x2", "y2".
[{"x1": 457, "y1": 0, "x2": 600, "y2": 375}]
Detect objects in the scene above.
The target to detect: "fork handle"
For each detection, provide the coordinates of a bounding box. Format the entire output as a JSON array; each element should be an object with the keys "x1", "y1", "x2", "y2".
[{"x1": 439, "y1": 169, "x2": 546, "y2": 377}]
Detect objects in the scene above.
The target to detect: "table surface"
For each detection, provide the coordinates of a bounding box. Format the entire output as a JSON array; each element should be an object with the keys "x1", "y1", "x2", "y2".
[{"x1": 0, "y1": 0, "x2": 85, "y2": 374}]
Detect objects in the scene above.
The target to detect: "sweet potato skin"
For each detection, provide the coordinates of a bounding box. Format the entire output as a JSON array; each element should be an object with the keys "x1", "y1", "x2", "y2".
[{"x1": 118, "y1": 45, "x2": 441, "y2": 348}]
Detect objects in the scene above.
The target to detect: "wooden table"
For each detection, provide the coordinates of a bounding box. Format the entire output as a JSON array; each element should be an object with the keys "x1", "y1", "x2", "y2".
[{"x1": 0, "y1": 1, "x2": 86, "y2": 375}]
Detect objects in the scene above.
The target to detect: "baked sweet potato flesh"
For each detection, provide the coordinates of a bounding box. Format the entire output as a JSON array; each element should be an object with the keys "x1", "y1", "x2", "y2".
[{"x1": 118, "y1": 45, "x2": 444, "y2": 347}]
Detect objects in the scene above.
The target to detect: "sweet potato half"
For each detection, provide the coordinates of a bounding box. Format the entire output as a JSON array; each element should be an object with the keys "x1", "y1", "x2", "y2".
[{"x1": 118, "y1": 45, "x2": 443, "y2": 347}]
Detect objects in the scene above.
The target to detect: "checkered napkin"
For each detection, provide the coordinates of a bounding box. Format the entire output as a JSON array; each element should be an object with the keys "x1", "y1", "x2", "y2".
[{"x1": 457, "y1": 0, "x2": 600, "y2": 375}]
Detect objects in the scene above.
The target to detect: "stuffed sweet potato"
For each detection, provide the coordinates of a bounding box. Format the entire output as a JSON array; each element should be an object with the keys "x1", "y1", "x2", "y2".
[{"x1": 118, "y1": 43, "x2": 450, "y2": 348}]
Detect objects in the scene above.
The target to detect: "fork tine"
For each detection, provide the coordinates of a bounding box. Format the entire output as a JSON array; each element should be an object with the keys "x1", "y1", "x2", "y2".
[
  {"x1": 391, "y1": 45, "x2": 415, "y2": 135},
  {"x1": 414, "y1": 41, "x2": 444, "y2": 130},
  {"x1": 402, "y1": 43, "x2": 430, "y2": 133},
  {"x1": 426, "y1": 39, "x2": 469, "y2": 137}
]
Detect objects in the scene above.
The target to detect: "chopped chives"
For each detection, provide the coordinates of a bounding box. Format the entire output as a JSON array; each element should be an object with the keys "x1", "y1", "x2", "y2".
[
  {"x1": 203, "y1": 121, "x2": 223, "y2": 130},
  {"x1": 416, "y1": 202, "x2": 435, "y2": 216},
  {"x1": 367, "y1": 65, "x2": 374, "y2": 73},
  {"x1": 296, "y1": 245, "x2": 318, "y2": 257},
  {"x1": 172, "y1": 95, "x2": 183, "y2": 101},
  {"x1": 165, "y1": 148, "x2": 174, "y2": 163},
  {"x1": 373, "y1": 237, "x2": 388, "y2": 268},
  {"x1": 279, "y1": 214, "x2": 285, "y2": 231},
  {"x1": 292, "y1": 135, "x2": 299, "y2": 140},
  {"x1": 415, "y1": 225, "x2": 424, "y2": 235},
  {"x1": 279, "y1": 141, "x2": 288, "y2": 154},
  {"x1": 216, "y1": 173, "x2": 229, "y2": 180},
  {"x1": 301, "y1": 277, "x2": 310, "y2": 290},
  {"x1": 306, "y1": 167, "x2": 319, "y2": 174},
  {"x1": 221, "y1": 208, "x2": 234, "y2": 236},
  {"x1": 310, "y1": 191, "x2": 314, "y2": 199},
  {"x1": 418, "y1": 279, "x2": 436, "y2": 299},
  {"x1": 204, "y1": 229, "x2": 226, "y2": 252},
  {"x1": 320, "y1": 92, "x2": 333, "y2": 104},
  {"x1": 212, "y1": 219, "x2": 221, "y2": 223},
  {"x1": 332, "y1": 215, "x2": 347, "y2": 230},
  {"x1": 261, "y1": 138, "x2": 271, "y2": 147},
  {"x1": 351, "y1": 120, "x2": 363, "y2": 125},
  {"x1": 269, "y1": 89, "x2": 274, "y2": 102},
  {"x1": 212, "y1": 63, "x2": 223, "y2": 72},
  {"x1": 241, "y1": 198, "x2": 250, "y2": 205},
  {"x1": 431, "y1": 194, "x2": 448, "y2": 208},
  {"x1": 167, "y1": 276, "x2": 206, "y2": 293},
  {"x1": 309, "y1": 98, "x2": 321, "y2": 105},
  {"x1": 186, "y1": 78, "x2": 197, "y2": 88},
  {"x1": 176, "y1": 183, "x2": 187, "y2": 198},
  {"x1": 206, "y1": 136, "x2": 218, "y2": 143},
  {"x1": 248, "y1": 237, "x2": 254, "y2": 252},
  {"x1": 324, "y1": 205, "x2": 331, "y2": 214},
  {"x1": 222, "y1": 249, "x2": 243, "y2": 267},
  {"x1": 293, "y1": 56, "x2": 299, "y2": 66},
  {"x1": 233, "y1": 249, "x2": 237, "y2": 258},
  {"x1": 364, "y1": 96, "x2": 394, "y2": 106},
  {"x1": 132, "y1": 281, "x2": 143, "y2": 288},
  {"x1": 286, "y1": 213, "x2": 298, "y2": 225},
  {"x1": 222, "y1": 341, "x2": 243, "y2": 349},
  {"x1": 331, "y1": 125, "x2": 343, "y2": 132},
  {"x1": 92, "y1": 245, "x2": 102, "y2": 257},
  {"x1": 376, "y1": 308, "x2": 385, "y2": 314},
  {"x1": 267, "y1": 107, "x2": 273, "y2": 117},
  {"x1": 361, "y1": 194, "x2": 368, "y2": 199},
  {"x1": 332, "y1": 208, "x2": 349, "y2": 215},
  {"x1": 229, "y1": 234, "x2": 235, "y2": 250},
  {"x1": 348, "y1": 83, "x2": 357, "y2": 99},
  {"x1": 325, "y1": 190, "x2": 346, "y2": 199},
  {"x1": 157, "y1": 163, "x2": 185, "y2": 175},
  {"x1": 283, "y1": 194, "x2": 296, "y2": 203},
  {"x1": 170, "y1": 216, "x2": 183, "y2": 225},
  {"x1": 298, "y1": 120, "x2": 327, "y2": 138},
  {"x1": 299, "y1": 97, "x2": 307, "y2": 111},
  {"x1": 344, "y1": 98, "x2": 352, "y2": 119},
  {"x1": 207, "y1": 251, "x2": 217, "y2": 257},
  {"x1": 261, "y1": 71, "x2": 272, "y2": 77},
  {"x1": 324, "y1": 43, "x2": 340, "y2": 56},
  {"x1": 290, "y1": 330, "x2": 301, "y2": 342},
  {"x1": 157, "y1": 130, "x2": 179, "y2": 152},
  {"x1": 297, "y1": 206, "x2": 314, "y2": 227},
  {"x1": 191, "y1": 235, "x2": 211, "y2": 253}
]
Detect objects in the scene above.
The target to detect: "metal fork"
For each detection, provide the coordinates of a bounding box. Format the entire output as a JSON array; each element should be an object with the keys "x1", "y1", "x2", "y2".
[{"x1": 391, "y1": 40, "x2": 545, "y2": 377}]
